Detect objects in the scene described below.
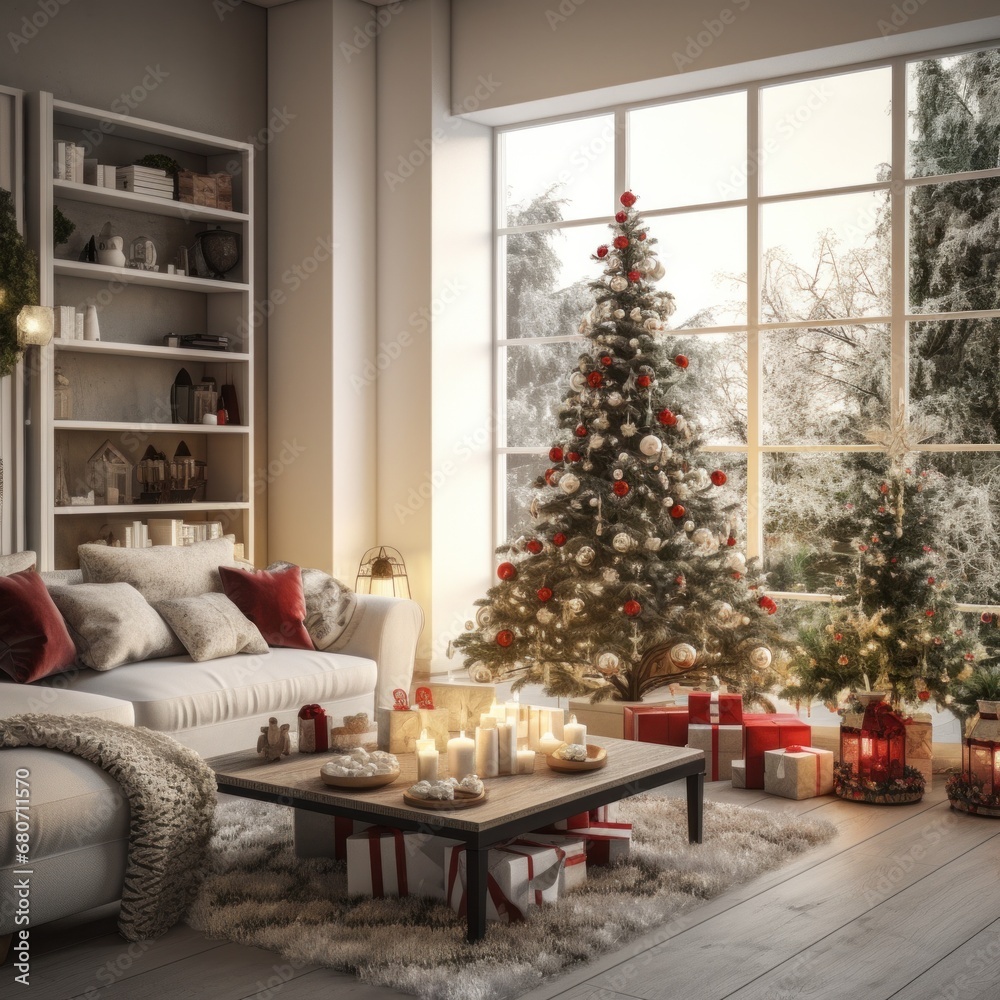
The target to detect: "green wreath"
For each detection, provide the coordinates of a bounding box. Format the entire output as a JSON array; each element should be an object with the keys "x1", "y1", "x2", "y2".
[{"x1": 0, "y1": 188, "x2": 39, "y2": 377}]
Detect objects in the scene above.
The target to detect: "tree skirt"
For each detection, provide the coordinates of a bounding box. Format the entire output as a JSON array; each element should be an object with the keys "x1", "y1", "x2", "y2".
[{"x1": 187, "y1": 795, "x2": 835, "y2": 1000}]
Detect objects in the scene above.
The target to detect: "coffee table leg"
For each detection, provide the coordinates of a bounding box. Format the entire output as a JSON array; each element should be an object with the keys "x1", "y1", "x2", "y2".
[
  {"x1": 686, "y1": 771, "x2": 704, "y2": 844},
  {"x1": 465, "y1": 846, "x2": 489, "y2": 942}
]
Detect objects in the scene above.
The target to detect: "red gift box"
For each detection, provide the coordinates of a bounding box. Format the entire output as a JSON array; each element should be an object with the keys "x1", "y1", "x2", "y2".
[
  {"x1": 743, "y1": 714, "x2": 812, "y2": 789},
  {"x1": 297, "y1": 703, "x2": 329, "y2": 752},
  {"x1": 622, "y1": 704, "x2": 689, "y2": 746},
  {"x1": 534, "y1": 819, "x2": 631, "y2": 866},
  {"x1": 688, "y1": 691, "x2": 743, "y2": 726}
]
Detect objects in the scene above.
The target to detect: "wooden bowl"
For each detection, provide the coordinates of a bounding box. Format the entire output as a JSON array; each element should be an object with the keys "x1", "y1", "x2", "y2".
[
  {"x1": 402, "y1": 787, "x2": 488, "y2": 810},
  {"x1": 320, "y1": 768, "x2": 400, "y2": 789},
  {"x1": 545, "y1": 744, "x2": 608, "y2": 773}
]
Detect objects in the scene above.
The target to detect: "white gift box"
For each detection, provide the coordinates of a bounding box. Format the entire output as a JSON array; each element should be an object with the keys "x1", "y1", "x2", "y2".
[
  {"x1": 427, "y1": 682, "x2": 498, "y2": 731},
  {"x1": 514, "y1": 833, "x2": 587, "y2": 890},
  {"x1": 347, "y1": 827, "x2": 461, "y2": 901},
  {"x1": 763, "y1": 746, "x2": 834, "y2": 799},
  {"x1": 731, "y1": 759, "x2": 747, "y2": 789}
]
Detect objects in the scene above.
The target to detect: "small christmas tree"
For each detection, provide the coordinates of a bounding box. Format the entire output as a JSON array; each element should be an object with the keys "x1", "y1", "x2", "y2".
[
  {"x1": 784, "y1": 458, "x2": 974, "y2": 711},
  {"x1": 455, "y1": 193, "x2": 784, "y2": 706},
  {"x1": 0, "y1": 187, "x2": 39, "y2": 377}
]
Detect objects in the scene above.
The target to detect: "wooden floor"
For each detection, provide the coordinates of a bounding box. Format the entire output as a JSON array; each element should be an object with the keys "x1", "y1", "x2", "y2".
[{"x1": 7, "y1": 781, "x2": 1000, "y2": 1000}]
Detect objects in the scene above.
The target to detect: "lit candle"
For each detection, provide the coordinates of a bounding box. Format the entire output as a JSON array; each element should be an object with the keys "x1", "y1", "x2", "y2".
[
  {"x1": 538, "y1": 731, "x2": 563, "y2": 756},
  {"x1": 497, "y1": 720, "x2": 516, "y2": 774},
  {"x1": 516, "y1": 749, "x2": 536, "y2": 774},
  {"x1": 564, "y1": 714, "x2": 587, "y2": 747},
  {"x1": 544, "y1": 707, "x2": 565, "y2": 741},
  {"x1": 447, "y1": 730, "x2": 476, "y2": 781},
  {"x1": 475, "y1": 725, "x2": 499, "y2": 778}
]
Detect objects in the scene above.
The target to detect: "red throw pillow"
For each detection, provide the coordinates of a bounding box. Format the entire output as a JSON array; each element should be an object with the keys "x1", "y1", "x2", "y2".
[
  {"x1": 218, "y1": 564, "x2": 314, "y2": 649},
  {"x1": 0, "y1": 569, "x2": 78, "y2": 683}
]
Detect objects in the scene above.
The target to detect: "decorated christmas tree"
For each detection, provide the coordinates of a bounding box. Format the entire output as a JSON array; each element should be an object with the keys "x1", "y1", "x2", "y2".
[
  {"x1": 784, "y1": 451, "x2": 975, "y2": 711},
  {"x1": 0, "y1": 187, "x2": 39, "y2": 378},
  {"x1": 454, "y1": 192, "x2": 784, "y2": 706}
]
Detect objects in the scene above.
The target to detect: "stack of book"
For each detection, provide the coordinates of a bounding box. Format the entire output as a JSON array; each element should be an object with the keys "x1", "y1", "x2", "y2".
[
  {"x1": 116, "y1": 166, "x2": 174, "y2": 200},
  {"x1": 53, "y1": 140, "x2": 85, "y2": 183},
  {"x1": 84, "y1": 160, "x2": 119, "y2": 188},
  {"x1": 144, "y1": 518, "x2": 224, "y2": 546},
  {"x1": 103, "y1": 520, "x2": 151, "y2": 549}
]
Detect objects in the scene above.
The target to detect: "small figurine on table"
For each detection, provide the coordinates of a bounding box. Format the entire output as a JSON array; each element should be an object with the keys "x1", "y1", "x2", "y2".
[{"x1": 257, "y1": 717, "x2": 291, "y2": 761}]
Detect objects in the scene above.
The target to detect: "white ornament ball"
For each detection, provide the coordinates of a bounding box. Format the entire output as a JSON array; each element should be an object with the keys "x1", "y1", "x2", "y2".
[
  {"x1": 613, "y1": 468, "x2": 624, "y2": 480},
  {"x1": 570, "y1": 372, "x2": 586, "y2": 391},
  {"x1": 691, "y1": 527, "x2": 717, "y2": 554},
  {"x1": 596, "y1": 651, "x2": 621, "y2": 674},
  {"x1": 560, "y1": 473, "x2": 580, "y2": 495},
  {"x1": 629, "y1": 338, "x2": 640, "y2": 348},
  {"x1": 589, "y1": 497, "x2": 599, "y2": 507},
  {"x1": 610, "y1": 276, "x2": 628, "y2": 292},
  {"x1": 749, "y1": 647, "x2": 773, "y2": 669},
  {"x1": 612, "y1": 532, "x2": 632, "y2": 553},
  {"x1": 613, "y1": 309, "x2": 625, "y2": 319},
  {"x1": 629, "y1": 307, "x2": 643, "y2": 321},
  {"x1": 669, "y1": 643, "x2": 698, "y2": 669},
  {"x1": 537, "y1": 608, "x2": 555, "y2": 625},
  {"x1": 684, "y1": 521, "x2": 695, "y2": 532},
  {"x1": 644, "y1": 537, "x2": 662, "y2": 551},
  {"x1": 593, "y1": 414, "x2": 609, "y2": 430},
  {"x1": 663, "y1": 496, "x2": 674, "y2": 507},
  {"x1": 644, "y1": 317, "x2": 660, "y2": 332},
  {"x1": 639, "y1": 434, "x2": 661, "y2": 457},
  {"x1": 725, "y1": 551, "x2": 746, "y2": 570},
  {"x1": 650, "y1": 260, "x2": 666, "y2": 282},
  {"x1": 590, "y1": 434, "x2": 605, "y2": 450},
  {"x1": 602, "y1": 567, "x2": 619, "y2": 583},
  {"x1": 607, "y1": 392, "x2": 623, "y2": 407},
  {"x1": 576, "y1": 546, "x2": 596, "y2": 567},
  {"x1": 717, "y1": 602, "x2": 733, "y2": 621},
  {"x1": 565, "y1": 598, "x2": 584, "y2": 614}
]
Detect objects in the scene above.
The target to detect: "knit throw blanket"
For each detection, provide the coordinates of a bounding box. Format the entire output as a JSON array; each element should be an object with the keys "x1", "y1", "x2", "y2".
[{"x1": 0, "y1": 714, "x2": 217, "y2": 941}]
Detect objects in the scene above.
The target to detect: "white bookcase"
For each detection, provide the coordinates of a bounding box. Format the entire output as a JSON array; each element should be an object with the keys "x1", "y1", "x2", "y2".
[{"x1": 25, "y1": 92, "x2": 254, "y2": 569}]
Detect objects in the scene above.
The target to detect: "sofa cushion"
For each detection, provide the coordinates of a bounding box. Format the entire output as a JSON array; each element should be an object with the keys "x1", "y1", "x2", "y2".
[
  {"x1": 155, "y1": 593, "x2": 270, "y2": 662},
  {"x1": 268, "y1": 561, "x2": 357, "y2": 651},
  {"x1": 219, "y1": 564, "x2": 313, "y2": 649},
  {"x1": 48, "y1": 582, "x2": 184, "y2": 671},
  {"x1": 0, "y1": 679, "x2": 135, "y2": 725},
  {"x1": 46, "y1": 646, "x2": 378, "y2": 734},
  {"x1": 77, "y1": 536, "x2": 237, "y2": 601},
  {"x1": 0, "y1": 570, "x2": 77, "y2": 683},
  {"x1": 41, "y1": 568, "x2": 84, "y2": 588},
  {"x1": 0, "y1": 551, "x2": 36, "y2": 576}
]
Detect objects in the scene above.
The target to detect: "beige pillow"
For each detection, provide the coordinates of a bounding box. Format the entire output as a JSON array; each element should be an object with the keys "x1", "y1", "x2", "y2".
[
  {"x1": 78, "y1": 537, "x2": 237, "y2": 602},
  {"x1": 267, "y1": 561, "x2": 357, "y2": 651},
  {"x1": 0, "y1": 551, "x2": 36, "y2": 576},
  {"x1": 154, "y1": 593, "x2": 270, "y2": 662},
  {"x1": 48, "y1": 583, "x2": 184, "y2": 671}
]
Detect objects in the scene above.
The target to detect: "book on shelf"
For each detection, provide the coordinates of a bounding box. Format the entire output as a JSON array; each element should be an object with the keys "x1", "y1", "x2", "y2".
[
  {"x1": 147, "y1": 517, "x2": 183, "y2": 547},
  {"x1": 53, "y1": 141, "x2": 85, "y2": 183},
  {"x1": 53, "y1": 140, "x2": 66, "y2": 180},
  {"x1": 104, "y1": 520, "x2": 151, "y2": 549}
]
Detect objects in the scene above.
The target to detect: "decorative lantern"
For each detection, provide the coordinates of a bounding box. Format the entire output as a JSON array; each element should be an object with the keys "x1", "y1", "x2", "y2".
[
  {"x1": 356, "y1": 546, "x2": 410, "y2": 599},
  {"x1": 947, "y1": 700, "x2": 1000, "y2": 817},
  {"x1": 86, "y1": 439, "x2": 133, "y2": 505},
  {"x1": 16, "y1": 305, "x2": 54, "y2": 346},
  {"x1": 835, "y1": 692, "x2": 924, "y2": 804}
]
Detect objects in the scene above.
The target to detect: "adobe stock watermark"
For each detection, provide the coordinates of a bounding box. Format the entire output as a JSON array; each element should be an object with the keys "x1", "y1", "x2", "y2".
[
  {"x1": 8, "y1": 0, "x2": 73, "y2": 54},
  {"x1": 878, "y1": 0, "x2": 931, "y2": 37},
  {"x1": 673, "y1": 0, "x2": 751, "y2": 72},
  {"x1": 340, "y1": 1, "x2": 404, "y2": 62},
  {"x1": 545, "y1": 0, "x2": 588, "y2": 31}
]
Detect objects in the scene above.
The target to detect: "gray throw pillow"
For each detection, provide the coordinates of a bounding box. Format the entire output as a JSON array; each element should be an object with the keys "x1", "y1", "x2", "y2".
[
  {"x1": 48, "y1": 582, "x2": 184, "y2": 671},
  {"x1": 0, "y1": 551, "x2": 36, "y2": 576},
  {"x1": 267, "y1": 561, "x2": 357, "y2": 651},
  {"x1": 155, "y1": 593, "x2": 270, "y2": 662},
  {"x1": 78, "y1": 537, "x2": 237, "y2": 602}
]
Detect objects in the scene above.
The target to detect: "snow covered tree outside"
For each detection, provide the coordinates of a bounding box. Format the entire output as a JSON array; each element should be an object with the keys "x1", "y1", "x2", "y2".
[{"x1": 457, "y1": 194, "x2": 784, "y2": 705}]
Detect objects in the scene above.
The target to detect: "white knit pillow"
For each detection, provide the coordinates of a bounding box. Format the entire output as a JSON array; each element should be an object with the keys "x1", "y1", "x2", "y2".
[
  {"x1": 154, "y1": 593, "x2": 270, "y2": 662},
  {"x1": 0, "y1": 551, "x2": 36, "y2": 576}
]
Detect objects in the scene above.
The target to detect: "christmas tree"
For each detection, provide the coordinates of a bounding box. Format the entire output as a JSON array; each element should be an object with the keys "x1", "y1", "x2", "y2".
[
  {"x1": 455, "y1": 192, "x2": 784, "y2": 706},
  {"x1": 784, "y1": 454, "x2": 975, "y2": 711},
  {"x1": 0, "y1": 188, "x2": 39, "y2": 378}
]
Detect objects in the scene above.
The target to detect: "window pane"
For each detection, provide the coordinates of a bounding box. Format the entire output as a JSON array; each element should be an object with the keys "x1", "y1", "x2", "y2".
[
  {"x1": 705, "y1": 451, "x2": 747, "y2": 544},
  {"x1": 503, "y1": 453, "x2": 545, "y2": 540},
  {"x1": 628, "y1": 92, "x2": 747, "y2": 208},
  {"x1": 908, "y1": 177, "x2": 1000, "y2": 314},
  {"x1": 910, "y1": 319, "x2": 1000, "y2": 444},
  {"x1": 761, "y1": 191, "x2": 890, "y2": 321},
  {"x1": 505, "y1": 339, "x2": 583, "y2": 449},
  {"x1": 501, "y1": 115, "x2": 615, "y2": 224},
  {"x1": 666, "y1": 333, "x2": 747, "y2": 446},
  {"x1": 502, "y1": 224, "x2": 606, "y2": 340},
  {"x1": 658, "y1": 206, "x2": 746, "y2": 329},
  {"x1": 761, "y1": 67, "x2": 892, "y2": 195},
  {"x1": 762, "y1": 325, "x2": 889, "y2": 445},
  {"x1": 907, "y1": 48, "x2": 1000, "y2": 178}
]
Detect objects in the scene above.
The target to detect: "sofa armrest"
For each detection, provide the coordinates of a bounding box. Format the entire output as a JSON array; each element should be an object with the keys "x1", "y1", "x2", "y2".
[{"x1": 329, "y1": 595, "x2": 423, "y2": 711}]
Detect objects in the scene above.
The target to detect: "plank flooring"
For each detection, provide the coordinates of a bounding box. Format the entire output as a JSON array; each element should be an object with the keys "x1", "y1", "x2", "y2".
[{"x1": 5, "y1": 783, "x2": 998, "y2": 1000}]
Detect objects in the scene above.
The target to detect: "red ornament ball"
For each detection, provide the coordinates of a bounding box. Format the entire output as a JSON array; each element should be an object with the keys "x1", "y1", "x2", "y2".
[
  {"x1": 612, "y1": 480, "x2": 630, "y2": 497},
  {"x1": 982, "y1": 612, "x2": 994, "y2": 624},
  {"x1": 636, "y1": 375, "x2": 652, "y2": 388},
  {"x1": 834, "y1": 632, "x2": 843, "y2": 642},
  {"x1": 710, "y1": 470, "x2": 728, "y2": 486},
  {"x1": 925, "y1": 609, "x2": 936, "y2": 617},
  {"x1": 620, "y1": 191, "x2": 637, "y2": 207},
  {"x1": 600, "y1": 355, "x2": 613, "y2": 367},
  {"x1": 526, "y1": 539, "x2": 543, "y2": 554},
  {"x1": 927, "y1": 577, "x2": 935, "y2": 585},
  {"x1": 496, "y1": 630, "x2": 514, "y2": 648},
  {"x1": 587, "y1": 371, "x2": 603, "y2": 388},
  {"x1": 670, "y1": 504, "x2": 686, "y2": 519},
  {"x1": 536, "y1": 587, "x2": 553, "y2": 602},
  {"x1": 623, "y1": 599, "x2": 641, "y2": 617},
  {"x1": 917, "y1": 690, "x2": 931, "y2": 702},
  {"x1": 675, "y1": 575, "x2": 685, "y2": 586},
  {"x1": 965, "y1": 651, "x2": 976, "y2": 661},
  {"x1": 575, "y1": 424, "x2": 588, "y2": 437},
  {"x1": 544, "y1": 468, "x2": 557, "y2": 485},
  {"x1": 726, "y1": 535, "x2": 737, "y2": 547},
  {"x1": 549, "y1": 446, "x2": 564, "y2": 462},
  {"x1": 627, "y1": 269, "x2": 642, "y2": 283},
  {"x1": 552, "y1": 532, "x2": 567, "y2": 547},
  {"x1": 613, "y1": 235, "x2": 629, "y2": 250},
  {"x1": 758, "y1": 595, "x2": 778, "y2": 615},
  {"x1": 567, "y1": 451, "x2": 581, "y2": 462},
  {"x1": 657, "y1": 408, "x2": 676, "y2": 426},
  {"x1": 674, "y1": 354, "x2": 689, "y2": 368},
  {"x1": 637, "y1": 231, "x2": 647, "y2": 241},
  {"x1": 615, "y1": 211, "x2": 628, "y2": 224},
  {"x1": 497, "y1": 562, "x2": 517, "y2": 581},
  {"x1": 596, "y1": 245, "x2": 609, "y2": 258}
]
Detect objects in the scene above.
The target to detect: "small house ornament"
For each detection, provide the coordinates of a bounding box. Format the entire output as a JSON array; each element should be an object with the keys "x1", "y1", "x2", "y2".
[{"x1": 86, "y1": 439, "x2": 133, "y2": 505}]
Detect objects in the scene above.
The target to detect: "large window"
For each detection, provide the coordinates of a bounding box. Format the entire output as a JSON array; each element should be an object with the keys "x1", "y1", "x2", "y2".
[{"x1": 496, "y1": 44, "x2": 1000, "y2": 609}]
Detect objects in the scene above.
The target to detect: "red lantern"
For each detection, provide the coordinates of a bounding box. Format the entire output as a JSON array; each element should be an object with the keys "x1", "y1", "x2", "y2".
[{"x1": 948, "y1": 699, "x2": 1000, "y2": 816}]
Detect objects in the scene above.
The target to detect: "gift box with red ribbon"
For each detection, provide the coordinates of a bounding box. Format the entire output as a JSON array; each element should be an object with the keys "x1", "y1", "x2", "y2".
[
  {"x1": 743, "y1": 713, "x2": 812, "y2": 789},
  {"x1": 297, "y1": 703, "x2": 329, "y2": 753},
  {"x1": 335, "y1": 817, "x2": 372, "y2": 860},
  {"x1": 512, "y1": 832, "x2": 587, "y2": 890},
  {"x1": 547, "y1": 803, "x2": 622, "y2": 831},
  {"x1": 622, "y1": 704, "x2": 689, "y2": 746},
  {"x1": 687, "y1": 723, "x2": 742, "y2": 781},
  {"x1": 346, "y1": 826, "x2": 461, "y2": 901},
  {"x1": 688, "y1": 691, "x2": 743, "y2": 727},
  {"x1": 533, "y1": 819, "x2": 632, "y2": 866},
  {"x1": 763, "y1": 745, "x2": 834, "y2": 799}
]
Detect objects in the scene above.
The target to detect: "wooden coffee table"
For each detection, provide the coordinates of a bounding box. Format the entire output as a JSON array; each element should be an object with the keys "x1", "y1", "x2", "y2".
[{"x1": 208, "y1": 735, "x2": 704, "y2": 941}]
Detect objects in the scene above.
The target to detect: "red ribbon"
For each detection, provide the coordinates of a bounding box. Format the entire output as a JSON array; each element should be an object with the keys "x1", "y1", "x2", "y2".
[
  {"x1": 365, "y1": 826, "x2": 408, "y2": 898},
  {"x1": 447, "y1": 846, "x2": 523, "y2": 923},
  {"x1": 505, "y1": 840, "x2": 567, "y2": 908},
  {"x1": 298, "y1": 704, "x2": 328, "y2": 751}
]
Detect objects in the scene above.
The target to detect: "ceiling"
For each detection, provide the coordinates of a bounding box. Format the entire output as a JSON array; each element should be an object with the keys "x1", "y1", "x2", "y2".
[{"x1": 245, "y1": 0, "x2": 402, "y2": 6}]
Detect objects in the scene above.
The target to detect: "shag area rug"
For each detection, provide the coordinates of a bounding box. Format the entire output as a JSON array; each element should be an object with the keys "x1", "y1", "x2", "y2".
[{"x1": 187, "y1": 795, "x2": 834, "y2": 1000}]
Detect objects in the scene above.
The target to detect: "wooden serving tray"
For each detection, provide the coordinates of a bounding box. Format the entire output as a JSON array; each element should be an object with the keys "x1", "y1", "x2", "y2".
[
  {"x1": 545, "y1": 744, "x2": 608, "y2": 773},
  {"x1": 402, "y1": 787, "x2": 488, "y2": 810},
  {"x1": 320, "y1": 768, "x2": 400, "y2": 790}
]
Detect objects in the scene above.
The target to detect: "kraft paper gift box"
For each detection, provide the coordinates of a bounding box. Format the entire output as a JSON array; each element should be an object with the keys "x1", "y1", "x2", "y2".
[
  {"x1": 347, "y1": 826, "x2": 462, "y2": 901},
  {"x1": 688, "y1": 691, "x2": 744, "y2": 727},
  {"x1": 763, "y1": 745, "x2": 834, "y2": 799},
  {"x1": 687, "y1": 723, "x2": 743, "y2": 781},
  {"x1": 904, "y1": 713, "x2": 934, "y2": 788},
  {"x1": 426, "y1": 682, "x2": 498, "y2": 732},
  {"x1": 296, "y1": 704, "x2": 329, "y2": 753},
  {"x1": 514, "y1": 833, "x2": 587, "y2": 890},
  {"x1": 731, "y1": 759, "x2": 747, "y2": 788},
  {"x1": 743, "y1": 714, "x2": 812, "y2": 789},
  {"x1": 445, "y1": 841, "x2": 565, "y2": 923},
  {"x1": 376, "y1": 706, "x2": 450, "y2": 753},
  {"x1": 622, "y1": 704, "x2": 690, "y2": 746}
]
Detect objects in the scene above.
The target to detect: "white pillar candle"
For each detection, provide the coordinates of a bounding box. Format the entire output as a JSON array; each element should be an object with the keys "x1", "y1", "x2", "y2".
[
  {"x1": 542, "y1": 707, "x2": 565, "y2": 741},
  {"x1": 447, "y1": 730, "x2": 476, "y2": 781},
  {"x1": 417, "y1": 746, "x2": 439, "y2": 782},
  {"x1": 564, "y1": 715, "x2": 587, "y2": 747},
  {"x1": 478, "y1": 713, "x2": 497, "y2": 730},
  {"x1": 538, "y1": 731, "x2": 563, "y2": 756},
  {"x1": 475, "y1": 725, "x2": 499, "y2": 778},
  {"x1": 497, "y1": 720, "x2": 516, "y2": 775},
  {"x1": 516, "y1": 749, "x2": 536, "y2": 774},
  {"x1": 488, "y1": 699, "x2": 506, "y2": 722},
  {"x1": 528, "y1": 707, "x2": 541, "y2": 749}
]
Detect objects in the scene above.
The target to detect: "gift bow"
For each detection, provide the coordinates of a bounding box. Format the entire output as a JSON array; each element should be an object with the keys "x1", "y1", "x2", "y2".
[{"x1": 299, "y1": 704, "x2": 325, "y2": 720}]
